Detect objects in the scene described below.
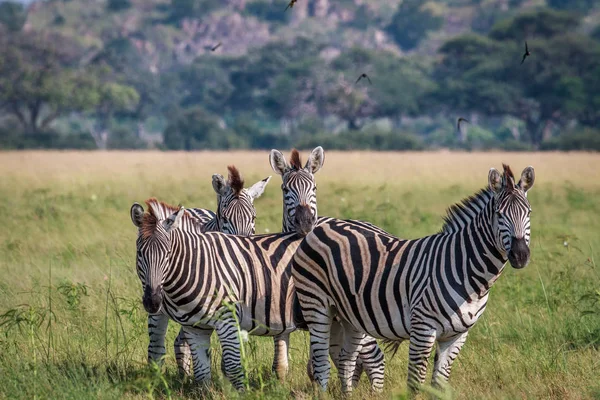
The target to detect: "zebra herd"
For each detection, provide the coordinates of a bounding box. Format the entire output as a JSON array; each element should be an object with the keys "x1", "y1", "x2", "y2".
[{"x1": 130, "y1": 146, "x2": 535, "y2": 395}]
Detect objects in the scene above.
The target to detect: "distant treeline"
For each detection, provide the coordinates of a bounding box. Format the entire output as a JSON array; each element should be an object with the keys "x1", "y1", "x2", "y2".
[{"x1": 1, "y1": 1, "x2": 599, "y2": 151}]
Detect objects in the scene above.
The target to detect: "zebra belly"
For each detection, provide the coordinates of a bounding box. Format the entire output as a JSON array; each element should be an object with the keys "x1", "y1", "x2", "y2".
[{"x1": 414, "y1": 289, "x2": 490, "y2": 340}]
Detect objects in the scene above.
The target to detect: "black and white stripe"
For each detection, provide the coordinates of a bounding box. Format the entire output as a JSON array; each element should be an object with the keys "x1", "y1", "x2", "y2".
[
  {"x1": 291, "y1": 164, "x2": 535, "y2": 393},
  {"x1": 144, "y1": 167, "x2": 271, "y2": 376},
  {"x1": 270, "y1": 147, "x2": 386, "y2": 391},
  {"x1": 131, "y1": 199, "x2": 303, "y2": 390}
]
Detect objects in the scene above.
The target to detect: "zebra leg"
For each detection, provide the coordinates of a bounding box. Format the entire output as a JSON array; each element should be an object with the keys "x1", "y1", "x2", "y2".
[
  {"x1": 215, "y1": 320, "x2": 246, "y2": 390},
  {"x1": 272, "y1": 333, "x2": 290, "y2": 380},
  {"x1": 357, "y1": 336, "x2": 386, "y2": 392},
  {"x1": 182, "y1": 326, "x2": 213, "y2": 385},
  {"x1": 307, "y1": 316, "x2": 333, "y2": 390},
  {"x1": 407, "y1": 330, "x2": 436, "y2": 394},
  {"x1": 174, "y1": 327, "x2": 192, "y2": 377},
  {"x1": 431, "y1": 331, "x2": 469, "y2": 388},
  {"x1": 147, "y1": 313, "x2": 169, "y2": 366},
  {"x1": 337, "y1": 323, "x2": 364, "y2": 394}
]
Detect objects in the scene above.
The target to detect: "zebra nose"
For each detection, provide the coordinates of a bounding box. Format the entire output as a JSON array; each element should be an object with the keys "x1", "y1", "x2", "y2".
[
  {"x1": 143, "y1": 285, "x2": 163, "y2": 314},
  {"x1": 508, "y1": 237, "x2": 530, "y2": 269},
  {"x1": 294, "y1": 204, "x2": 315, "y2": 236}
]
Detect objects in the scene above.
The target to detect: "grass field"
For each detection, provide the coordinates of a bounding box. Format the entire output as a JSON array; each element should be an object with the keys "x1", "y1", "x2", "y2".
[{"x1": 0, "y1": 150, "x2": 599, "y2": 400}]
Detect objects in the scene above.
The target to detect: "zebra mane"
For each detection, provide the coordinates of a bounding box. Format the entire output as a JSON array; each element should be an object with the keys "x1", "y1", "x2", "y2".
[
  {"x1": 440, "y1": 188, "x2": 494, "y2": 234},
  {"x1": 227, "y1": 165, "x2": 244, "y2": 196},
  {"x1": 289, "y1": 149, "x2": 302, "y2": 170},
  {"x1": 140, "y1": 198, "x2": 189, "y2": 239}
]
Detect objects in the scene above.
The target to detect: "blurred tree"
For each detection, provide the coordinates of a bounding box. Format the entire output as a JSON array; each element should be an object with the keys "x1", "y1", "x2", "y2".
[
  {"x1": 107, "y1": 0, "x2": 131, "y2": 12},
  {"x1": 546, "y1": 0, "x2": 597, "y2": 13},
  {"x1": 386, "y1": 0, "x2": 443, "y2": 50},
  {"x1": 178, "y1": 57, "x2": 235, "y2": 114},
  {"x1": 0, "y1": 1, "x2": 27, "y2": 32},
  {"x1": 489, "y1": 8, "x2": 580, "y2": 41},
  {"x1": 163, "y1": 107, "x2": 247, "y2": 150},
  {"x1": 0, "y1": 31, "x2": 99, "y2": 133}
]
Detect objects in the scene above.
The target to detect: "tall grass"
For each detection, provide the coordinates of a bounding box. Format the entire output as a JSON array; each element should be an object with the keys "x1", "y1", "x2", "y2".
[{"x1": 0, "y1": 151, "x2": 599, "y2": 399}]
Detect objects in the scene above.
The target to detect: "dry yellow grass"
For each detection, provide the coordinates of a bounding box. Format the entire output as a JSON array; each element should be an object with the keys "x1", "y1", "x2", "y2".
[{"x1": 0, "y1": 150, "x2": 599, "y2": 400}]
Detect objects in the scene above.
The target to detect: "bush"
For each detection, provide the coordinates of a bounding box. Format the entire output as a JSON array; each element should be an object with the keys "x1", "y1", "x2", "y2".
[
  {"x1": 386, "y1": 0, "x2": 443, "y2": 50},
  {"x1": 296, "y1": 129, "x2": 425, "y2": 151},
  {"x1": 107, "y1": 127, "x2": 147, "y2": 149},
  {"x1": 107, "y1": 0, "x2": 131, "y2": 12},
  {"x1": 540, "y1": 129, "x2": 600, "y2": 151},
  {"x1": 163, "y1": 107, "x2": 249, "y2": 150},
  {"x1": 0, "y1": 128, "x2": 97, "y2": 150}
]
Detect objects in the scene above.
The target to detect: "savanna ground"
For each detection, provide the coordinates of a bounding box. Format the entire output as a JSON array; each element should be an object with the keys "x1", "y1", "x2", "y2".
[{"x1": 0, "y1": 151, "x2": 599, "y2": 400}]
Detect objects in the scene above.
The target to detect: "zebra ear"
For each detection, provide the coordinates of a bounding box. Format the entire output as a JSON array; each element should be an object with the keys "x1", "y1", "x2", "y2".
[
  {"x1": 488, "y1": 168, "x2": 502, "y2": 193},
  {"x1": 130, "y1": 203, "x2": 144, "y2": 227},
  {"x1": 247, "y1": 176, "x2": 271, "y2": 200},
  {"x1": 269, "y1": 149, "x2": 288, "y2": 175},
  {"x1": 518, "y1": 166, "x2": 535, "y2": 193},
  {"x1": 305, "y1": 146, "x2": 324, "y2": 174},
  {"x1": 163, "y1": 206, "x2": 185, "y2": 233},
  {"x1": 212, "y1": 173, "x2": 228, "y2": 196}
]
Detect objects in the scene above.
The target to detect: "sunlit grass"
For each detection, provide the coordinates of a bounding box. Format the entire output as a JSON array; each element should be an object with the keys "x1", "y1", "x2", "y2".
[{"x1": 0, "y1": 150, "x2": 599, "y2": 399}]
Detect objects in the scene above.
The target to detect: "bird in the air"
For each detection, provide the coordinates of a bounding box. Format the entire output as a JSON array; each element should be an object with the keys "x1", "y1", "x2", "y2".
[
  {"x1": 211, "y1": 42, "x2": 222, "y2": 52},
  {"x1": 285, "y1": 0, "x2": 297, "y2": 11},
  {"x1": 355, "y1": 73, "x2": 372, "y2": 85},
  {"x1": 520, "y1": 41, "x2": 530, "y2": 65}
]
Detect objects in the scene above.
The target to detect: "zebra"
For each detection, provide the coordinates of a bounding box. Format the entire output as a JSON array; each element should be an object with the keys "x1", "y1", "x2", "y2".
[
  {"x1": 269, "y1": 147, "x2": 386, "y2": 391},
  {"x1": 291, "y1": 164, "x2": 535, "y2": 394},
  {"x1": 145, "y1": 166, "x2": 271, "y2": 375},
  {"x1": 130, "y1": 198, "x2": 306, "y2": 389}
]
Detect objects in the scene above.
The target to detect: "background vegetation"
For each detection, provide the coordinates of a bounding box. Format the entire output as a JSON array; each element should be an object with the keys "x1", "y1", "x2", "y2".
[
  {"x1": 1, "y1": 0, "x2": 600, "y2": 151},
  {"x1": 0, "y1": 150, "x2": 599, "y2": 399}
]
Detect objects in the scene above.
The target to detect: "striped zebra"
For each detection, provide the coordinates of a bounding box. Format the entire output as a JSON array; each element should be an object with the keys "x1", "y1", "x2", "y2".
[
  {"x1": 131, "y1": 198, "x2": 312, "y2": 389},
  {"x1": 269, "y1": 147, "x2": 386, "y2": 390},
  {"x1": 145, "y1": 166, "x2": 271, "y2": 375},
  {"x1": 291, "y1": 164, "x2": 535, "y2": 393}
]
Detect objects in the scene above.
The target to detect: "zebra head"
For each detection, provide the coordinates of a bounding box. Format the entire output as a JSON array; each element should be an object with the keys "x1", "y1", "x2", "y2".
[
  {"x1": 488, "y1": 164, "x2": 535, "y2": 269},
  {"x1": 212, "y1": 165, "x2": 271, "y2": 235},
  {"x1": 270, "y1": 146, "x2": 324, "y2": 236},
  {"x1": 130, "y1": 199, "x2": 186, "y2": 314}
]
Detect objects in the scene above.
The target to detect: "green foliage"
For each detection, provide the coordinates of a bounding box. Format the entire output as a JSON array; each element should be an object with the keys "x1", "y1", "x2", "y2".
[
  {"x1": 297, "y1": 129, "x2": 425, "y2": 151},
  {"x1": 386, "y1": 0, "x2": 444, "y2": 50},
  {"x1": 0, "y1": 1, "x2": 27, "y2": 32},
  {"x1": 163, "y1": 107, "x2": 248, "y2": 150},
  {"x1": 57, "y1": 281, "x2": 89, "y2": 310},
  {"x1": 245, "y1": 0, "x2": 287, "y2": 23},
  {"x1": 106, "y1": 0, "x2": 131, "y2": 12},
  {"x1": 540, "y1": 128, "x2": 600, "y2": 151},
  {"x1": 547, "y1": 0, "x2": 598, "y2": 13},
  {"x1": 489, "y1": 8, "x2": 580, "y2": 41}
]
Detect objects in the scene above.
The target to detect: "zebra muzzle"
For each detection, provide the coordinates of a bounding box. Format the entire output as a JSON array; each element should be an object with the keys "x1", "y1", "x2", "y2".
[
  {"x1": 508, "y1": 237, "x2": 530, "y2": 269},
  {"x1": 143, "y1": 285, "x2": 164, "y2": 314},
  {"x1": 294, "y1": 204, "x2": 316, "y2": 236}
]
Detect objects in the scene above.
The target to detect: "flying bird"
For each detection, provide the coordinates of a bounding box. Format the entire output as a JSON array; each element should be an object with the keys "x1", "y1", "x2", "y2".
[
  {"x1": 457, "y1": 117, "x2": 469, "y2": 132},
  {"x1": 355, "y1": 73, "x2": 372, "y2": 85},
  {"x1": 211, "y1": 42, "x2": 222, "y2": 52},
  {"x1": 520, "y1": 41, "x2": 530, "y2": 65},
  {"x1": 285, "y1": 0, "x2": 297, "y2": 11}
]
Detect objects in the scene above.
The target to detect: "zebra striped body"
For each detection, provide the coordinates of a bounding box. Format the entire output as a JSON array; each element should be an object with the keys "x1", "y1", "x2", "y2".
[
  {"x1": 132, "y1": 198, "x2": 305, "y2": 389},
  {"x1": 144, "y1": 167, "x2": 271, "y2": 376},
  {"x1": 269, "y1": 147, "x2": 386, "y2": 390},
  {"x1": 291, "y1": 165, "x2": 535, "y2": 393}
]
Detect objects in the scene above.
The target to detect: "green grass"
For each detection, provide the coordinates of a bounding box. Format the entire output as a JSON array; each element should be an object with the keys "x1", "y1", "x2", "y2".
[{"x1": 0, "y1": 151, "x2": 599, "y2": 399}]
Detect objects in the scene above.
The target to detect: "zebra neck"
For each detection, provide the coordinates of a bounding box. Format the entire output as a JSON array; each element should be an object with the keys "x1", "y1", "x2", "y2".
[
  {"x1": 203, "y1": 218, "x2": 218, "y2": 233},
  {"x1": 459, "y1": 202, "x2": 508, "y2": 296}
]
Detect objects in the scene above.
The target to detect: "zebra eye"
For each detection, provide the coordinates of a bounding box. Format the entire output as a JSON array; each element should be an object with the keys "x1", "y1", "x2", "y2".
[{"x1": 313, "y1": 186, "x2": 317, "y2": 191}]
